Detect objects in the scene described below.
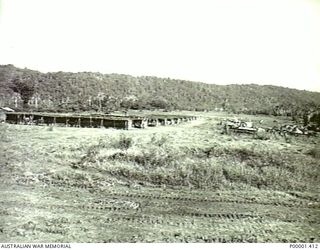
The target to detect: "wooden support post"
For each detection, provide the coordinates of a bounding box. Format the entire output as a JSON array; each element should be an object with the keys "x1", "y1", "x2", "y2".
[
  {"x1": 124, "y1": 120, "x2": 128, "y2": 130},
  {"x1": 127, "y1": 119, "x2": 132, "y2": 129},
  {"x1": 100, "y1": 118, "x2": 104, "y2": 128},
  {"x1": 78, "y1": 118, "x2": 81, "y2": 128}
]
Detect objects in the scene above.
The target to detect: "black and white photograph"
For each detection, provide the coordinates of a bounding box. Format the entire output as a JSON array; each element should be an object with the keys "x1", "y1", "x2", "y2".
[{"x1": 0, "y1": 0, "x2": 319, "y2": 245}]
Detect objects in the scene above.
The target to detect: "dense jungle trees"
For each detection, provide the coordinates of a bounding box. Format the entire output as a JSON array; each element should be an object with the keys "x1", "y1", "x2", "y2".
[{"x1": 0, "y1": 65, "x2": 319, "y2": 115}]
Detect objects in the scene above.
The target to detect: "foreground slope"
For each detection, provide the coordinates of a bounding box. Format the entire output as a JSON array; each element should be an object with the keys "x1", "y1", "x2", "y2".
[{"x1": 0, "y1": 112, "x2": 319, "y2": 242}]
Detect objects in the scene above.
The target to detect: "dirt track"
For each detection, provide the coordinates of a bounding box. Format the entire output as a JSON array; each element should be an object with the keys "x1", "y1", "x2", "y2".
[{"x1": 1, "y1": 177, "x2": 319, "y2": 243}]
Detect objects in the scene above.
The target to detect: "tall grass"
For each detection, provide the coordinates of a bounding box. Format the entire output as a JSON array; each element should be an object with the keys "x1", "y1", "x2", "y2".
[{"x1": 73, "y1": 133, "x2": 320, "y2": 192}]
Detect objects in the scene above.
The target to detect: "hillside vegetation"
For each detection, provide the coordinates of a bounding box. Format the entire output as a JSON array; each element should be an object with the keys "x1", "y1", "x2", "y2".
[{"x1": 0, "y1": 65, "x2": 319, "y2": 115}]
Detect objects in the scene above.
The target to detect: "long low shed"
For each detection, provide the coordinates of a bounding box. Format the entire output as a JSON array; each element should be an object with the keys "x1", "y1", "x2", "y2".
[{"x1": 4, "y1": 112, "x2": 196, "y2": 130}]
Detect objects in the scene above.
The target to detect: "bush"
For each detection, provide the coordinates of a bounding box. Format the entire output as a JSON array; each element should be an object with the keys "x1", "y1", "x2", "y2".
[
  {"x1": 184, "y1": 160, "x2": 225, "y2": 189},
  {"x1": 150, "y1": 134, "x2": 168, "y2": 147},
  {"x1": 130, "y1": 146, "x2": 179, "y2": 168},
  {"x1": 111, "y1": 134, "x2": 133, "y2": 150},
  {"x1": 307, "y1": 147, "x2": 320, "y2": 159}
]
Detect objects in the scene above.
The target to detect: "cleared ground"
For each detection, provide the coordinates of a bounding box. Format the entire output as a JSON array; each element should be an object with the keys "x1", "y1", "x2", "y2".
[{"x1": 0, "y1": 112, "x2": 319, "y2": 242}]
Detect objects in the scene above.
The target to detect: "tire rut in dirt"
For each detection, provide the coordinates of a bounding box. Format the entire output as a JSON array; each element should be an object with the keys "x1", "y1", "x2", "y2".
[
  {"x1": 1, "y1": 177, "x2": 318, "y2": 209},
  {"x1": 1, "y1": 200, "x2": 319, "y2": 225}
]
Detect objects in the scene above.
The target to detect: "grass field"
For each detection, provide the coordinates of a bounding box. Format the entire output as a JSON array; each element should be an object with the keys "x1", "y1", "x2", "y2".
[{"x1": 0, "y1": 111, "x2": 319, "y2": 242}]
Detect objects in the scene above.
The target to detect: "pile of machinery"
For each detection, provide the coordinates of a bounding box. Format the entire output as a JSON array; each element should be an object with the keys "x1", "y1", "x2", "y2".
[{"x1": 222, "y1": 117, "x2": 317, "y2": 137}]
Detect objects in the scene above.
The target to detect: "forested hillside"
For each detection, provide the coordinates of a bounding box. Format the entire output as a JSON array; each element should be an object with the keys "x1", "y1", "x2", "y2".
[{"x1": 0, "y1": 64, "x2": 319, "y2": 115}]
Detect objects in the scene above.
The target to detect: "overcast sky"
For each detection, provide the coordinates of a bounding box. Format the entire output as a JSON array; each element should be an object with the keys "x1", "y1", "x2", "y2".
[{"x1": 0, "y1": 0, "x2": 319, "y2": 91}]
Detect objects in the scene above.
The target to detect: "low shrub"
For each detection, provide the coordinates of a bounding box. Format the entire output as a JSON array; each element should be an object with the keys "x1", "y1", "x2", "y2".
[
  {"x1": 106, "y1": 157, "x2": 226, "y2": 189},
  {"x1": 109, "y1": 145, "x2": 180, "y2": 169},
  {"x1": 111, "y1": 134, "x2": 133, "y2": 150},
  {"x1": 307, "y1": 147, "x2": 320, "y2": 159},
  {"x1": 150, "y1": 134, "x2": 168, "y2": 147}
]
